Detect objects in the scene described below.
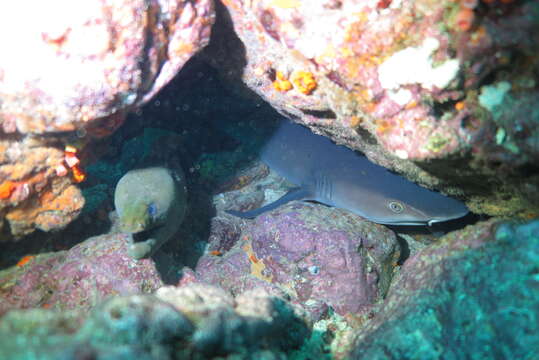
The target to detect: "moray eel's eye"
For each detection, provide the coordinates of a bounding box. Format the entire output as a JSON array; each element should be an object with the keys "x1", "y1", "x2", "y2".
[
  {"x1": 388, "y1": 201, "x2": 404, "y2": 213},
  {"x1": 148, "y1": 203, "x2": 158, "y2": 218}
]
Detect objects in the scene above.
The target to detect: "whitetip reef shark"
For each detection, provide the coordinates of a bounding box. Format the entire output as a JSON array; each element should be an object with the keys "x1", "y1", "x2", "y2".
[{"x1": 226, "y1": 120, "x2": 468, "y2": 226}]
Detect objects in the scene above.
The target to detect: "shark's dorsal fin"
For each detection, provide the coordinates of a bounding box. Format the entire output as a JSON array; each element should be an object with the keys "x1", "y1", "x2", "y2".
[{"x1": 226, "y1": 187, "x2": 314, "y2": 219}]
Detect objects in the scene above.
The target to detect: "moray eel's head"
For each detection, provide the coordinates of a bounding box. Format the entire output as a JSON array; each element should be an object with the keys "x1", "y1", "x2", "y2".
[{"x1": 118, "y1": 201, "x2": 158, "y2": 233}]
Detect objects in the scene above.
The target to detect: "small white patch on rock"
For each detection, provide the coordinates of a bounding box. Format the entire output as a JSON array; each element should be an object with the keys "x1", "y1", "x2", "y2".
[
  {"x1": 495, "y1": 127, "x2": 506, "y2": 145},
  {"x1": 395, "y1": 149, "x2": 409, "y2": 159},
  {"x1": 378, "y1": 37, "x2": 460, "y2": 91},
  {"x1": 387, "y1": 88, "x2": 412, "y2": 106},
  {"x1": 390, "y1": 0, "x2": 403, "y2": 9}
]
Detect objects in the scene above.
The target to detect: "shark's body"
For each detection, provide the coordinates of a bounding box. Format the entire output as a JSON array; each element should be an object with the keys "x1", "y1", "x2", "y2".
[{"x1": 227, "y1": 121, "x2": 468, "y2": 226}]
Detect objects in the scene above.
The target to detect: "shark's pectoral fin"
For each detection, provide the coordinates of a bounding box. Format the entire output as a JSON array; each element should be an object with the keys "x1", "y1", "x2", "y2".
[{"x1": 226, "y1": 187, "x2": 314, "y2": 219}]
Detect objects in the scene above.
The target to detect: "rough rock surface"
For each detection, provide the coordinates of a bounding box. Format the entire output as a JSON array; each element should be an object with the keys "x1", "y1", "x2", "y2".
[
  {"x1": 0, "y1": 285, "x2": 311, "y2": 359},
  {"x1": 0, "y1": 233, "x2": 163, "y2": 314},
  {"x1": 0, "y1": 0, "x2": 214, "y2": 134},
  {"x1": 351, "y1": 219, "x2": 539, "y2": 359},
  {"x1": 195, "y1": 202, "x2": 400, "y2": 321},
  {"x1": 204, "y1": 0, "x2": 539, "y2": 218},
  {"x1": 0, "y1": 0, "x2": 214, "y2": 238}
]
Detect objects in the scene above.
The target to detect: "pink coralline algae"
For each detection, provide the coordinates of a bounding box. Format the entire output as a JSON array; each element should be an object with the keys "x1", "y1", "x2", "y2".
[
  {"x1": 195, "y1": 202, "x2": 400, "y2": 322},
  {"x1": 0, "y1": 0, "x2": 214, "y2": 134},
  {"x1": 0, "y1": 233, "x2": 163, "y2": 315},
  {"x1": 205, "y1": 0, "x2": 539, "y2": 219}
]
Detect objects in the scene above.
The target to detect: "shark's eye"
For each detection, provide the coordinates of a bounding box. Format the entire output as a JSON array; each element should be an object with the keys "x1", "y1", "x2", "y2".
[{"x1": 388, "y1": 201, "x2": 404, "y2": 213}]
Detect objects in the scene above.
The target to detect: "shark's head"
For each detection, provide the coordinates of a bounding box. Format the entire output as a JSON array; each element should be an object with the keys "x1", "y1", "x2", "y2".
[
  {"x1": 338, "y1": 184, "x2": 469, "y2": 226},
  {"x1": 362, "y1": 197, "x2": 468, "y2": 226}
]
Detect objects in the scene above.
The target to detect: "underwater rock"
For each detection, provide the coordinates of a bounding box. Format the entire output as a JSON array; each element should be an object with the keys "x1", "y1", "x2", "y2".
[
  {"x1": 0, "y1": 284, "x2": 311, "y2": 359},
  {"x1": 215, "y1": 161, "x2": 270, "y2": 194},
  {"x1": 5, "y1": 178, "x2": 85, "y2": 238},
  {"x1": 159, "y1": 285, "x2": 312, "y2": 356},
  {"x1": 0, "y1": 308, "x2": 87, "y2": 360},
  {"x1": 0, "y1": 295, "x2": 193, "y2": 360},
  {"x1": 192, "y1": 291, "x2": 309, "y2": 357},
  {"x1": 204, "y1": 0, "x2": 539, "y2": 219},
  {"x1": 156, "y1": 283, "x2": 236, "y2": 325},
  {"x1": 234, "y1": 287, "x2": 312, "y2": 350},
  {"x1": 0, "y1": 233, "x2": 163, "y2": 314},
  {"x1": 196, "y1": 202, "x2": 400, "y2": 322},
  {"x1": 0, "y1": 139, "x2": 85, "y2": 238},
  {"x1": 0, "y1": 0, "x2": 214, "y2": 134},
  {"x1": 79, "y1": 295, "x2": 194, "y2": 346},
  {"x1": 205, "y1": 214, "x2": 245, "y2": 254},
  {"x1": 351, "y1": 219, "x2": 539, "y2": 359},
  {"x1": 114, "y1": 166, "x2": 188, "y2": 259}
]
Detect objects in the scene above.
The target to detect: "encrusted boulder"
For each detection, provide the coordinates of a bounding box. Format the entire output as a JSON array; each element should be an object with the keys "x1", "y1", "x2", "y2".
[
  {"x1": 351, "y1": 219, "x2": 539, "y2": 359},
  {"x1": 196, "y1": 202, "x2": 400, "y2": 322},
  {"x1": 0, "y1": 0, "x2": 214, "y2": 134},
  {"x1": 0, "y1": 284, "x2": 311, "y2": 359},
  {"x1": 0, "y1": 233, "x2": 163, "y2": 314}
]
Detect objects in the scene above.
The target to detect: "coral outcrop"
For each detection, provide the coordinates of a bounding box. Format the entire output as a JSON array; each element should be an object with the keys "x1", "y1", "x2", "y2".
[
  {"x1": 0, "y1": 285, "x2": 310, "y2": 359},
  {"x1": 0, "y1": 233, "x2": 163, "y2": 314},
  {"x1": 196, "y1": 202, "x2": 400, "y2": 322},
  {"x1": 351, "y1": 219, "x2": 539, "y2": 359}
]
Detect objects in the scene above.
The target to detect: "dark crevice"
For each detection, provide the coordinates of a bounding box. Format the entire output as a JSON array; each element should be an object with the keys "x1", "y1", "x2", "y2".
[
  {"x1": 517, "y1": 164, "x2": 539, "y2": 177},
  {"x1": 432, "y1": 98, "x2": 461, "y2": 118},
  {"x1": 299, "y1": 108, "x2": 337, "y2": 119},
  {"x1": 354, "y1": 125, "x2": 378, "y2": 146},
  {"x1": 395, "y1": 235, "x2": 410, "y2": 265}
]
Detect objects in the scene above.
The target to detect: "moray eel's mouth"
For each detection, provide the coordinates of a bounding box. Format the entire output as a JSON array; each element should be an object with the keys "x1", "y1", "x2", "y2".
[
  {"x1": 120, "y1": 219, "x2": 148, "y2": 233},
  {"x1": 118, "y1": 202, "x2": 151, "y2": 233}
]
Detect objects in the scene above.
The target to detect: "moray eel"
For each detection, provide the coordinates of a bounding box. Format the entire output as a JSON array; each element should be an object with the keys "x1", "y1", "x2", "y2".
[
  {"x1": 114, "y1": 167, "x2": 187, "y2": 259},
  {"x1": 227, "y1": 121, "x2": 468, "y2": 226}
]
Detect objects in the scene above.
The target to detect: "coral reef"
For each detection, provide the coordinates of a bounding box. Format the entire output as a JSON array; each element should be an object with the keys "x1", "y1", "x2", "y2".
[
  {"x1": 351, "y1": 219, "x2": 539, "y2": 359},
  {"x1": 0, "y1": 233, "x2": 163, "y2": 315},
  {"x1": 0, "y1": 1, "x2": 537, "y2": 358},
  {"x1": 204, "y1": 0, "x2": 539, "y2": 218}
]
